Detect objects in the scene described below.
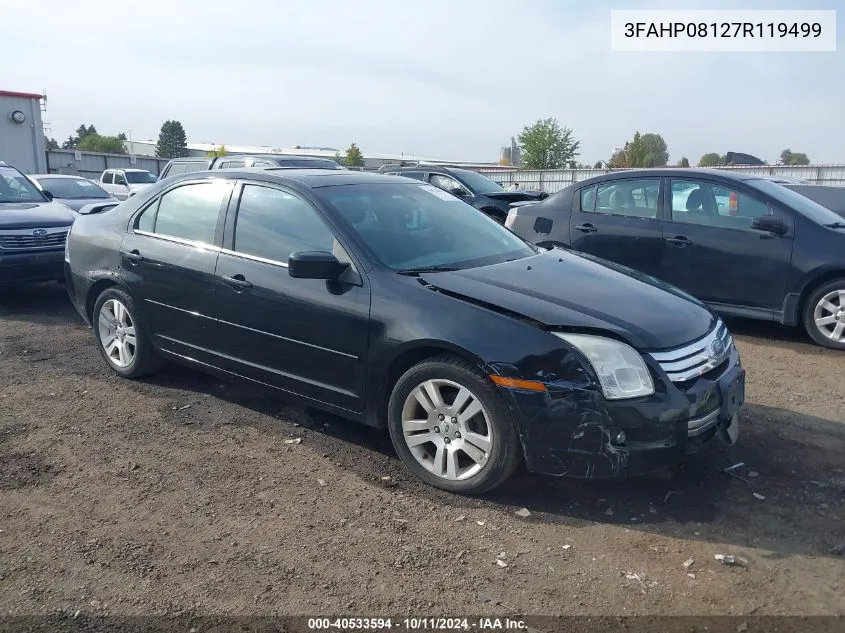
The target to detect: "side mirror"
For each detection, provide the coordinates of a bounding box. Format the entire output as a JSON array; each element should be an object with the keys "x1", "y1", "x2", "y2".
[
  {"x1": 42, "y1": 190, "x2": 54, "y2": 201},
  {"x1": 288, "y1": 251, "x2": 348, "y2": 280},
  {"x1": 448, "y1": 187, "x2": 467, "y2": 198},
  {"x1": 751, "y1": 215, "x2": 787, "y2": 235}
]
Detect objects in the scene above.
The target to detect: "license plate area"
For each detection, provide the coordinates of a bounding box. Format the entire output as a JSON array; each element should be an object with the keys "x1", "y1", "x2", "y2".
[{"x1": 719, "y1": 369, "x2": 745, "y2": 420}]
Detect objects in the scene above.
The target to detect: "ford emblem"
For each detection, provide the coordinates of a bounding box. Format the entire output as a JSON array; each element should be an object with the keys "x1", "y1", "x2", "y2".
[{"x1": 32, "y1": 228, "x2": 48, "y2": 238}]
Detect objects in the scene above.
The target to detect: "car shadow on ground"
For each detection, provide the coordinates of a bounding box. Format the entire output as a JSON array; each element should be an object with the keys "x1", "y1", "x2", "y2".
[
  {"x1": 143, "y1": 364, "x2": 845, "y2": 560},
  {"x1": 0, "y1": 282, "x2": 79, "y2": 324}
]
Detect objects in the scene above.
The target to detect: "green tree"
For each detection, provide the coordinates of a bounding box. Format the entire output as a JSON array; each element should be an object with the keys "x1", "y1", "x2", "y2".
[
  {"x1": 345, "y1": 142, "x2": 365, "y2": 167},
  {"x1": 677, "y1": 156, "x2": 690, "y2": 167},
  {"x1": 780, "y1": 149, "x2": 810, "y2": 165},
  {"x1": 333, "y1": 152, "x2": 346, "y2": 166},
  {"x1": 207, "y1": 144, "x2": 228, "y2": 158},
  {"x1": 45, "y1": 136, "x2": 59, "y2": 150},
  {"x1": 593, "y1": 160, "x2": 603, "y2": 169},
  {"x1": 117, "y1": 132, "x2": 127, "y2": 142},
  {"x1": 77, "y1": 134, "x2": 126, "y2": 154},
  {"x1": 616, "y1": 132, "x2": 669, "y2": 168},
  {"x1": 517, "y1": 117, "x2": 580, "y2": 169},
  {"x1": 74, "y1": 124, "x2": 97, "y2": 142},
  {"x1": 155, "y1": 120, "x2": 189, "y2": 158},
  {"x1": 61, "y1": 135, "x2": 76, "y2": 150},
  {"x1": 698, "y1": 152, "x2": 723, "y2": 167}
]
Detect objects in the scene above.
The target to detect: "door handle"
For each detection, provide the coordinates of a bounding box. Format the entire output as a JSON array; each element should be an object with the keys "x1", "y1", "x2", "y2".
[
  {"x1": 574, "y1": 223, "x2": 598, "y2": 233},
  {"x1": 665, "y1": 236, "x2": 692, "y2": 247},
  {"x1": 223, "y1": 274, "x2": 253, "y2": 290},
  {"x1": 122, "y1": 249, "x2": 143, "y2": 263}
]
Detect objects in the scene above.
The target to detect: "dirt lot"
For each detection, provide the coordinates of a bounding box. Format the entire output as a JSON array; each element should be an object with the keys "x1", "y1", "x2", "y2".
[{"x1": 1, "y1": 283, "x2": 844, "y2": 622}]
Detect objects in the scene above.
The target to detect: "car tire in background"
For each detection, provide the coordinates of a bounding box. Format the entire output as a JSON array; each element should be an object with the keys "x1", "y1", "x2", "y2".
[
  {"x1": 387, "y1": 355, "x2": 522, "y2": 494},
  {"x1": 803, "y1": 278, "x2": 845, "y2": 350},
  {"x1": 92, "y1": 287, "x2": 164, "y2": 378}
]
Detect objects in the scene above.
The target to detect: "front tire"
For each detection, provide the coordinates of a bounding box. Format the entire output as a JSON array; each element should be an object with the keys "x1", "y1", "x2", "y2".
[
  {"x1": 387, "y1": 355, "x2": 522, "y2": 494},
  {"x1": 803, "y1": 278, "x2": 845, "y2": 350},
  {"x1": 92, "y1": 287, "x2": 163, "y2": 378}
]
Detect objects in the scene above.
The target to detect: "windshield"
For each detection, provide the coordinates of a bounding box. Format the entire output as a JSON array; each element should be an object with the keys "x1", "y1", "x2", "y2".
[
  {"x1": 125, "y1": 171, "x2": 158, "y2": 184},
  {"x1": 37, "y1": 177, "x2": 110, "y2": 199},
  {"x1": 749, "y1": 178, "x2": 845, "y2": 225},
  {"x1": 317, "y1": 183, "x2": 536, "y2": 271},
  {"x1": 450, "y1": 169, "x2": 505, "y2": 195},
  {"x1": 0, "y1": 166, "x2": 46, "y2": 203}
]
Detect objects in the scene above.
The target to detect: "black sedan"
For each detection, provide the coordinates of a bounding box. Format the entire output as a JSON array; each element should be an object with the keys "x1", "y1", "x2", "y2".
[
  {"x1": 506, "y1": 169, "x2": 845, "y2": 350},
  {"x1": 382, "y1": 165, "x2": 547, "y2": 223},
  {"x1": 65, "y1": 169, "x2": 744, "y2": 494}
]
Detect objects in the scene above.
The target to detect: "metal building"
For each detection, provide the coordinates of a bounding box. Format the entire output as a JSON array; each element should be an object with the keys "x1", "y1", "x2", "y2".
[{"x1": 0, "y1": 89, "x2": 47, "y2": 174}]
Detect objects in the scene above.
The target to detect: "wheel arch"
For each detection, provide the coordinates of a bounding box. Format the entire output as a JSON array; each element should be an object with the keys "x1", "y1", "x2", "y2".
[
  {"x1": 367, "y1": 342, "x2": 487, "y2": 429},
  {"x1": 796, "y1": 268, "x2": 845, "y2": 322},
  {"x1": 85, "y1": 276, "x2": 131, "y2": 322}
]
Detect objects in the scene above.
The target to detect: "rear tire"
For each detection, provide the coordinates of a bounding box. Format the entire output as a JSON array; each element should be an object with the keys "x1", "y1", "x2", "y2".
[
  {"x1": 387, "y1": 355, "x2": 522, "y2": 494},
  {"x1": 803, "y1": 278, "x2": 845, "y2": 350},
  {"x1": 92, "y1": 287, "x2": 164, "y2": 378}
]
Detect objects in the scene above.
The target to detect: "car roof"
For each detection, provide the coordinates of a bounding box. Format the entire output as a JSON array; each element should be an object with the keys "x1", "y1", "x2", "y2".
[
  {"x1": 571, "y1": 167, "x2": 774, "y2": 188},
  {"x1": 182, "y1": 168, "x2": 407, "y2": 188},
  {"x1": 166, "y1": 154, "x2": 336, "y2": 163},
  {"x1": 30, "y1": 173, "x2": 88, "y2": 179}
]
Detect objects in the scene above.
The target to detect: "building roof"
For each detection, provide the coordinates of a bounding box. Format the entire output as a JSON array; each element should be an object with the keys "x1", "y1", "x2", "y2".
[{"x1": 0, "y1": 89, "x2": 43, "y2": 100}]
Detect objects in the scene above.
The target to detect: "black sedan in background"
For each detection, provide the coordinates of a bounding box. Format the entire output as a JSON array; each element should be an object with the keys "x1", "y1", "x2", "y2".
[
  {"x1": 507, "y1": 169, "x2": 845, "y2": 350},
  {"x1": 66, "y1": 170, "x2": 743, "y2": 494},
  {"x1": 30, "y1": 174, "x2": 117, "y2": 212},
  {"x1": 382, "y1": 165, "x2": 547, "y2": 223}
]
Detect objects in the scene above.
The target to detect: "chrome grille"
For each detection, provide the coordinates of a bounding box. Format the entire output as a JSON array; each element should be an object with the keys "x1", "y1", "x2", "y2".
[
  {"x1": 649, "y1": 320, "x2": 734, "y2": 383},
  {"x1": 0, "y1": 228, "x2": 68, "y2": 250}
]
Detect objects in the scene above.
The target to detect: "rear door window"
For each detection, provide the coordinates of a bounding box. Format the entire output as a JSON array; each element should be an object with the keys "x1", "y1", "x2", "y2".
[
  {"x1": 592, "y1": 179, "x2": 660, "y2": 218},
  {"x1": 134, "y1": 181, "x2": 232, "y2": 245}
]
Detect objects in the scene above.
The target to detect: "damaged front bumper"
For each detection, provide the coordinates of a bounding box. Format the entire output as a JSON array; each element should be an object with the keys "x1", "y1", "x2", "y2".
[{"x1": 497, "y1": 345, "x2": 744, "y2": 479}]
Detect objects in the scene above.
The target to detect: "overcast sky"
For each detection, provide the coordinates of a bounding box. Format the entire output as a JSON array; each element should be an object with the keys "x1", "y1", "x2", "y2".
[{"x1": 3, "y1": 0, "x2": 843, "y2": 163}]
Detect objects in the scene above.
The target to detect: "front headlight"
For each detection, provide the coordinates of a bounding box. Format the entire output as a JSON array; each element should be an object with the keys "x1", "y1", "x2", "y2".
[{"x1": 553, "y1": 333, "x2": 654, "y2": 400}]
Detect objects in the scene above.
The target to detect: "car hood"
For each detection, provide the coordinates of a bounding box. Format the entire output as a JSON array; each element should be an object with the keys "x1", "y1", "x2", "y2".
[
  {"x1": 0, "y1": 201, "x2": 77, "y2": 229},
  {"x1": 419, "y1": 249, "x2": 716, "y2": 350},
  {"x1": 128, "y1": 183, "x2": 154, "y2": 192},
  {"x1": 53, "y1": 197, "x2": 115, "y2": 212},
  {"x1": 485, "y1": 191, "x2": 547, "y2": 202}
]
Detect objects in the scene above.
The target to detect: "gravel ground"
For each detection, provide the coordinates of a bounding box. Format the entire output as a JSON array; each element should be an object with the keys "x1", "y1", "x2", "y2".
[{"x1": 1, "y1": 283, "x2": 844, "y2": 624}]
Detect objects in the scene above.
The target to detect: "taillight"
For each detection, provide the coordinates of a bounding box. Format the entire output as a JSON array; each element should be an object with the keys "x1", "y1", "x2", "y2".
[
  {"x1": 729, "y1": 191, "x2": 738, "y2": 216},
  {"x1": 505, "y1": 209, "x2": 518, "y2": 228}
]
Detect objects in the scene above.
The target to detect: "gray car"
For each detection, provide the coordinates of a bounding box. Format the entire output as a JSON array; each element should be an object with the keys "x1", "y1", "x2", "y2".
[{"x1": 30, "y1": 174, "x2": 117, "y2": 212}]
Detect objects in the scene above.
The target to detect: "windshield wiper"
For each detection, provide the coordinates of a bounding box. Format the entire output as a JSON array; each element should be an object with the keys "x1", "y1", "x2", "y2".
[
  {"x1": 823, "y1": 222, "x2": 845, "y2": 229},
  {"x1": 397, "y1": 265, "x2": 460, "y2": 275}
]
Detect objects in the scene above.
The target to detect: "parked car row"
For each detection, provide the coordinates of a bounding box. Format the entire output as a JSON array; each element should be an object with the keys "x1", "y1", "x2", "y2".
[{"x1": 4, "y1": 156, "x2": 843, "y2": 493}]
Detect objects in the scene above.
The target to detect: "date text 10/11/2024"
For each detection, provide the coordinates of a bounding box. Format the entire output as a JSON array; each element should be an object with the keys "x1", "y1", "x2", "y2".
[{"x1": 307, "y1": 617, "x2": 528, "y2": 630}]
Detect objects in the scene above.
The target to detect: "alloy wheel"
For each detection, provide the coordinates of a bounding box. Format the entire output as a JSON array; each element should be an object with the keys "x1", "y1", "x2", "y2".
[
  {"x1": 400, "y1": 378, "x2": 493, "y2": 481},
  {"x1": 97, "y1": 298, "x2": 137, "y2": 368},
  {"x1": 813, "y1": 290, "x2": 845, "y2": 342}
]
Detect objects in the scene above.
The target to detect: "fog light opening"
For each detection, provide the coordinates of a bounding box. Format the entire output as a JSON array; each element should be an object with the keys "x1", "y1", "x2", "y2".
[{"x1": 612, "y1": 430, "x2": 627, "y2": 445}]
